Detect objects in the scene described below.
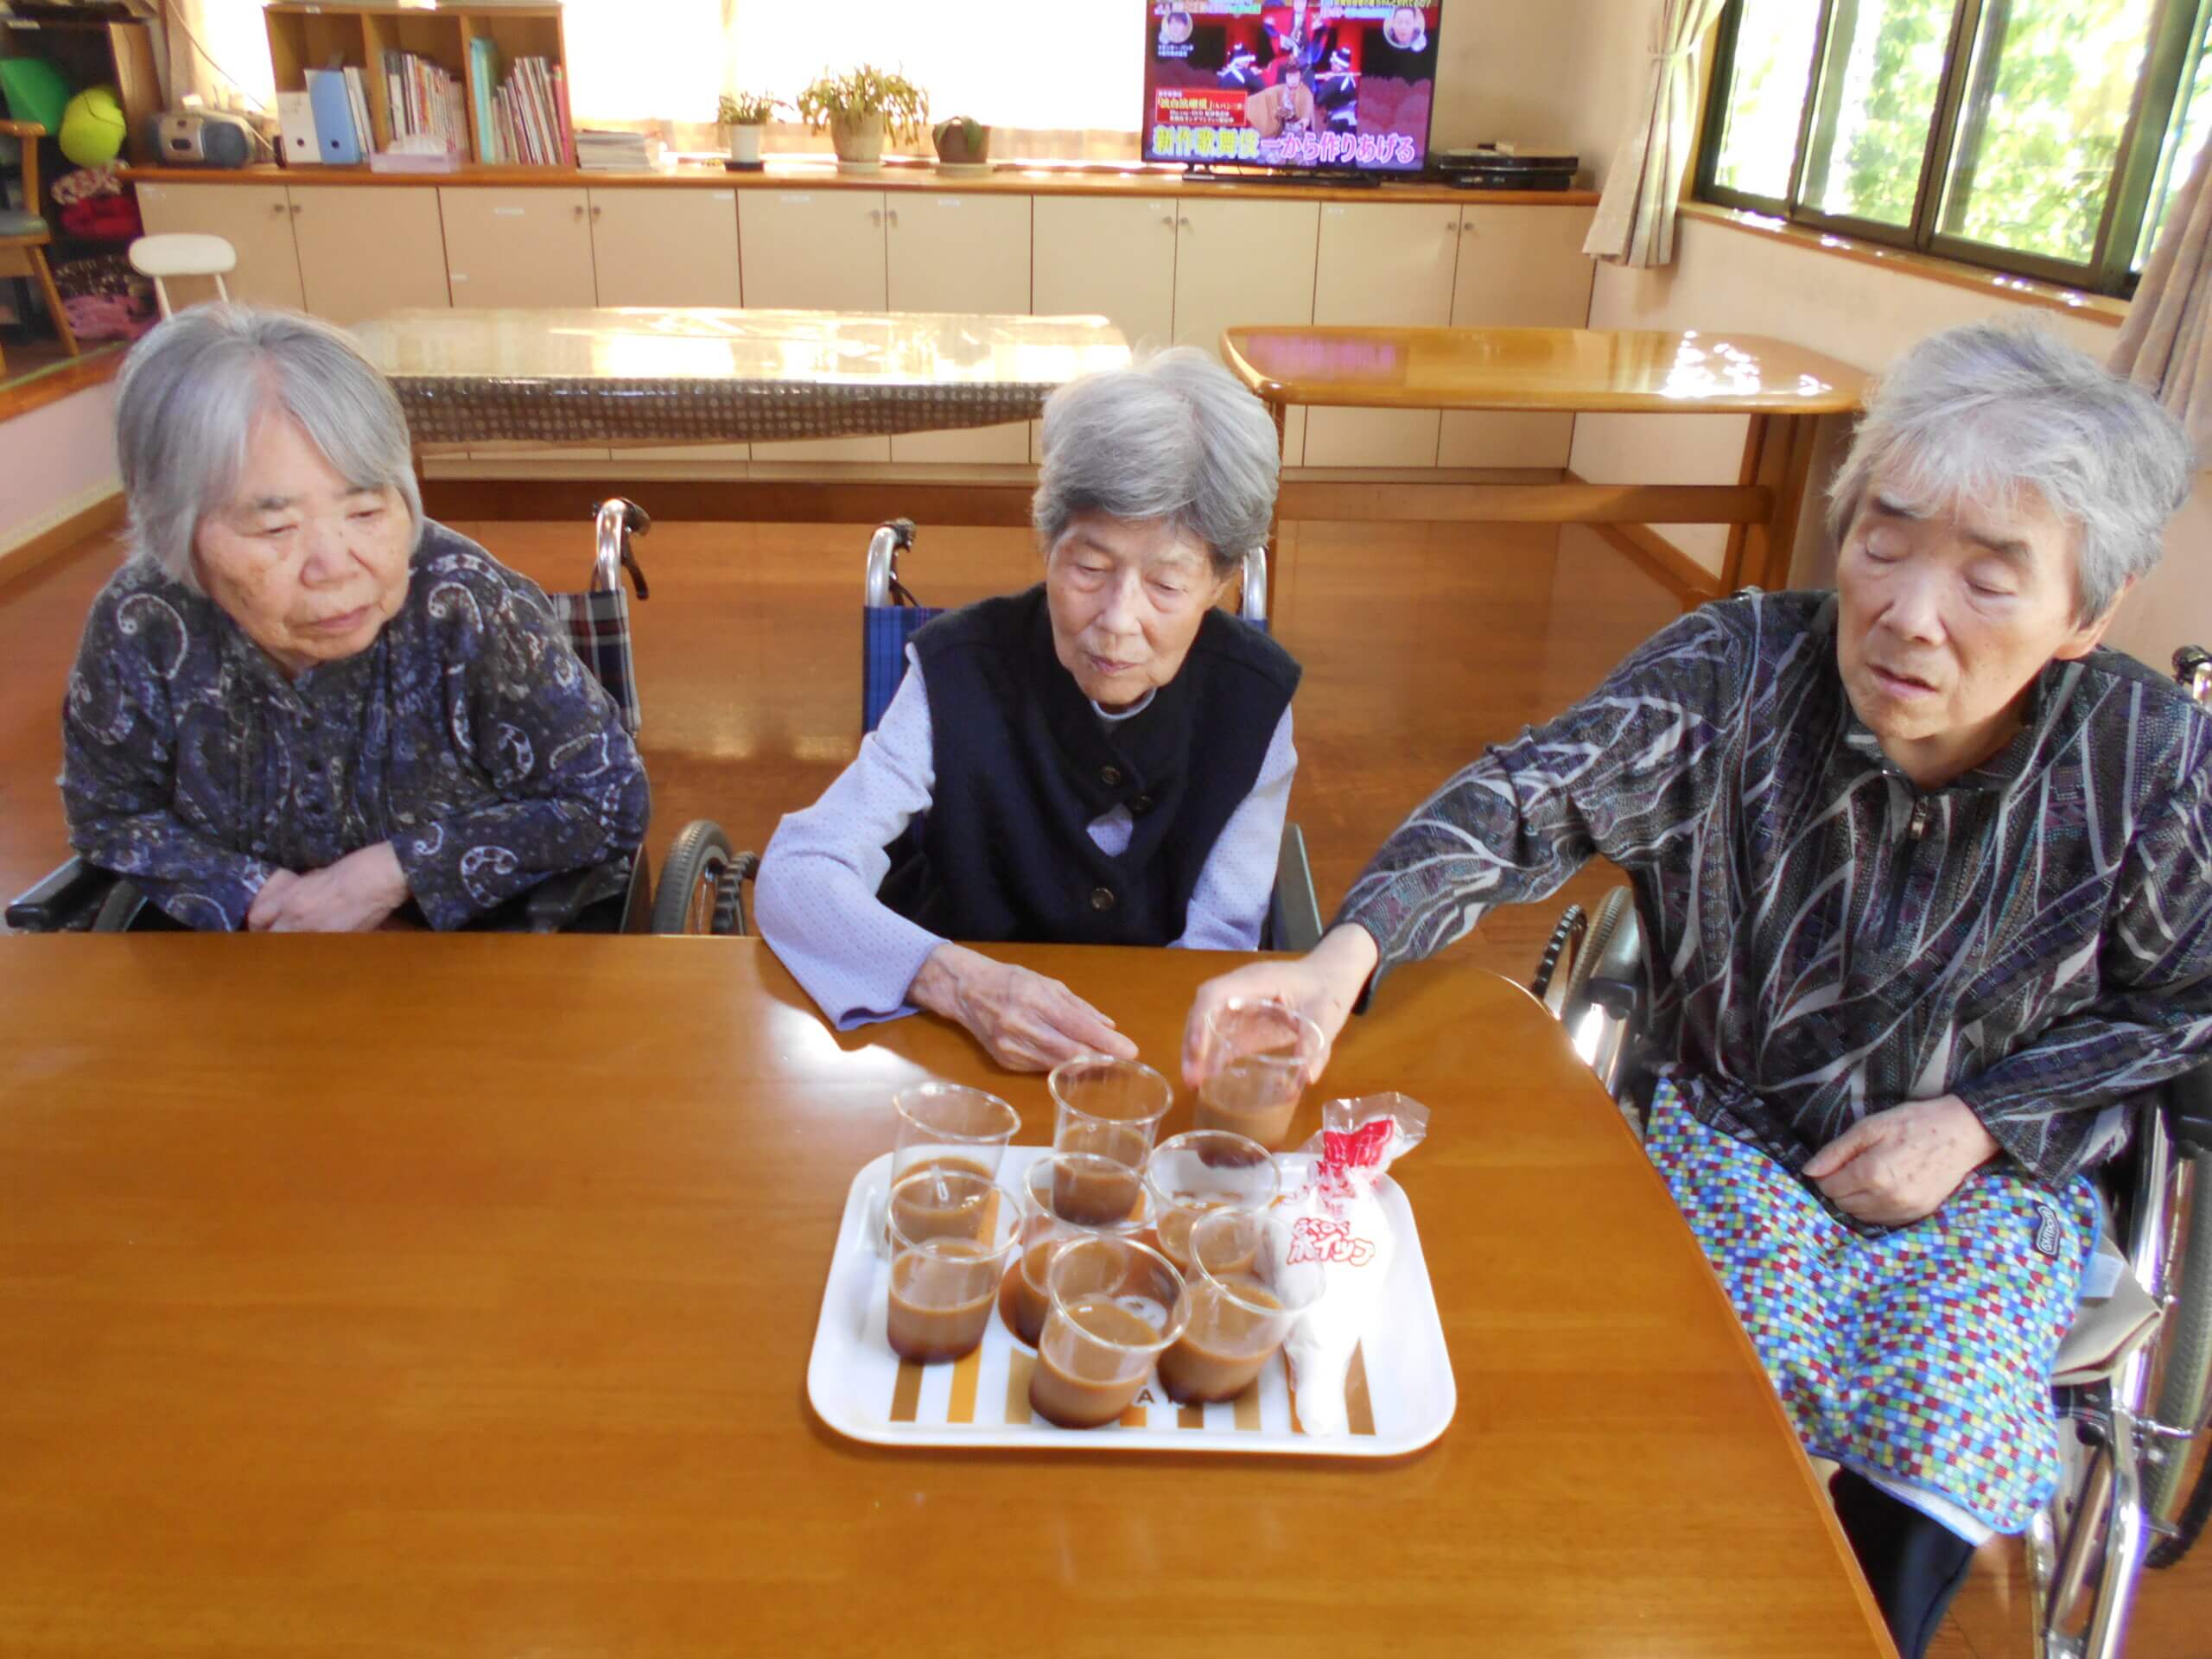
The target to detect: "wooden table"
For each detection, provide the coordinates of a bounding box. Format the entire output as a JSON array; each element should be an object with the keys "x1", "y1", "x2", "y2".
[
  {"x1": 1222, "y1": 326, "x2": 1870, "y2": 597},
  {"x1": 0, "y1": 937, "x2": 1891, "y2": 1656}
]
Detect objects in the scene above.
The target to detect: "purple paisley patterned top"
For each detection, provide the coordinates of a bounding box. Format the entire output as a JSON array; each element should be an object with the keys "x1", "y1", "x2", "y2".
[{"x1": 60, "y1": 522, "x2": 650, "y2": 931}]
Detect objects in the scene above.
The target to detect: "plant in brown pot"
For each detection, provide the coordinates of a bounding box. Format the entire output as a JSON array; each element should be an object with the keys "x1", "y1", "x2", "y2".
[
  {"x1": 796, "y1": 66, "x2": 927, "y2": 175},
  {"x1": 931, "y1": 115, "x2": 991, "y2": 175}
]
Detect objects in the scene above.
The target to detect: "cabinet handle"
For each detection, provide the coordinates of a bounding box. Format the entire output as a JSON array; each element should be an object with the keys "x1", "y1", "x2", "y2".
[
  {"x1": 1159, "y1": 212, "x2": 1175, "y2": 227},
  {"x1": 868, "y1": 208, "x2": 882, "y2": 226},
  {"x1": 887, "y1": 207, "x2": 899, "y2": 228},
  {"x1": 573, "y1": 204, "x2": 586, "y2": 219},
  {"x1": 270, "y1": 201, "x2": 287, "y2": 216},
  {"x1": 1179, "y1": 214, "x2": 1192, "y2": 228},
  {"x1": 291, "y1": 204, "x2": 303, "y2": 216},
  {"x1": 590, "y1": 205, "x2": 602, "y2": 219}
]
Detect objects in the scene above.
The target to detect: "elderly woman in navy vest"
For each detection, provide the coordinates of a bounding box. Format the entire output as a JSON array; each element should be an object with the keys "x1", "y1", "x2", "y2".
[{"x1": 757, "y1": 349, "x2": 1298, "y2": 1071}]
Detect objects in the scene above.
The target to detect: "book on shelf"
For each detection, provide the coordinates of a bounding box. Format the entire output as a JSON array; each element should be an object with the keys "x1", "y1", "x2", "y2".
[
  {"x1": 378, "y1": 49, "x2": 467, "y2": 159},
  {"x1": 575, "y1": 129, "x2": 658, "y2": 172}
]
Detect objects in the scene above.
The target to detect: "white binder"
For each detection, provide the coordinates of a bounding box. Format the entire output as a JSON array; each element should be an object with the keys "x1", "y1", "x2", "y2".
[{"x1": 276, "y1": 90, "x2": 321, "y2": 166}]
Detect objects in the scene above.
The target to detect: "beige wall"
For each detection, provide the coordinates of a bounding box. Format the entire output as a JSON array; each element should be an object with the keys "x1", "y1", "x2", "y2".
[{"x1": 1427, "y1": 0, "x2": 1641, "y2": 188}]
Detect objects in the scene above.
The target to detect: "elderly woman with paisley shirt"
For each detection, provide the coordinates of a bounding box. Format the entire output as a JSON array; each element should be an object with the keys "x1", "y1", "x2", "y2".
[{"x1": 59, "y1": 303, "x2": 649, "y2": 931}]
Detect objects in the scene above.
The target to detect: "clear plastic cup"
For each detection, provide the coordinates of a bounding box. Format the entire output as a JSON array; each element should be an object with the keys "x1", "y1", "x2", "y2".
[
  {"x1": 1008, "y1": 1151, "x2": 1155, "y2": 1347},
  {"x1": 1031, "y1": 1234, "x2": 1191, "y2": 1429},
  {"x1": 1047, "y1": 1054, "x2": 1173, "y2": 1176},
  {"x1": 1192, "y1": 999, "x2": 1323, "y2": 1150},
  {"x1": 1143, "y1": 1128, "x2": 1281, "y2": 1273},
  {"x1": 892, "y1": 1082, "x2": 1020, "y2": 1181},
  {"x1": 885, "y1": 1166, "x2": 1020, "y2": 1365},
  {"x1": 1157, "y1": 1209, "x2": 1326, "y2": 1405}
]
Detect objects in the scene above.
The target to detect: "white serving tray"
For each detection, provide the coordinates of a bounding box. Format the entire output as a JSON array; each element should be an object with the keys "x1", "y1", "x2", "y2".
[{"x1": 805, "y1": 1146, "x2": 1456, "y2": 1456}]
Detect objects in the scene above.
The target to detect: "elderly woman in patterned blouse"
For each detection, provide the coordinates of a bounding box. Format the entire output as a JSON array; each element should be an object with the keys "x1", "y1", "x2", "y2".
[
  {"x1": 59, "y1": 304, "x2": 649, "y2": 931},
  {"x1": 1184, "y1": 321, "x2": 2209, "y2": 1657}
]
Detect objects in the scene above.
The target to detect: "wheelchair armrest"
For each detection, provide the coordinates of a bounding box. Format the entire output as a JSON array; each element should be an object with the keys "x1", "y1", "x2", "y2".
[
  {"x1": 2165, "y1": 1061, "x2": 2212, "y2": 1157},
  {"x1": 1268, "y1": 823, "x2": 1323, "y2": 954},
  {"x1": 6, "y1": 857, "x2": 119, "y2": 932},
  {"x1": 515, "y1": 855, "x2": 638, "y2": 934}
]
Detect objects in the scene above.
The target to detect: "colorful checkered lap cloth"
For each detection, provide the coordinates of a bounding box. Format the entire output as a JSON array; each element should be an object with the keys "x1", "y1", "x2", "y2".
[
  {"x1": 548, "y1": 588, "x2": 642, "y2": 735},
  {"x1": 1646, "y1": 1080, "x2": 2098, "y2": 1534}
]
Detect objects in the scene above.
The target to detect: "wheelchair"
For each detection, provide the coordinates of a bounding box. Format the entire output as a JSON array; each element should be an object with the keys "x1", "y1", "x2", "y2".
[
  {"x1": 1530, "y1": 645, "x2": 2212, "y2": 1659},
  {"x1": 654, "y1": 518, "x2": 1325, "y2": 950},
  {"x1": 7, "y1": 499, "x2": 721, "y2": 937}
]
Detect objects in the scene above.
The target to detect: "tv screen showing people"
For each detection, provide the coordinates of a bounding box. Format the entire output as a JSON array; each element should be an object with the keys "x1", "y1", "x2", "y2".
[{"x1": 1143, "y1": 3, "x2": 1441, "y2": 174}]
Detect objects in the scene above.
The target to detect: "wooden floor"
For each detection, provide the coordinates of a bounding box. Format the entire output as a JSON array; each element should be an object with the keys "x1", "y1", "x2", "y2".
[{"x1": 0, "y1": 512, "x2": 2205, "y2": 1658}]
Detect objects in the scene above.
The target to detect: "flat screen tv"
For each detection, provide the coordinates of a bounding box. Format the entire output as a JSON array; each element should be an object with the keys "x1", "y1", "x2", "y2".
[{"x1": 1141, "y1": 3, "x2": 1441, "y2": 175}]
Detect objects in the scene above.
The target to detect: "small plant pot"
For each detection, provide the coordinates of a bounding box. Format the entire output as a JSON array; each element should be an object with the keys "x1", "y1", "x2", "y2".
[
  {"x1": 724, "y1": 124, "x2": 763, "y2": 168},
  {"x1": 829, "y1": 111, "x2": 886, "y2": 174},
  {"x1": 932, "y1": 119, "x2": 992, "y2": 175}
]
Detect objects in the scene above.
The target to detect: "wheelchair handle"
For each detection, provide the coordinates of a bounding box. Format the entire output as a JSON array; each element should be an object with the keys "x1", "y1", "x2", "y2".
[
  {"x1": 592, "y1": 499, "x2": 652, "y2": 599},
  {"x1": 1239, "y1": 544, "x2": 1268, "y2": 627},
  {"x1": 864, "y1": 518, "x2": 918, "y2": 608},
  {"x1": 2177, "y1": 645, "x2": 2210, "y2": 709}
]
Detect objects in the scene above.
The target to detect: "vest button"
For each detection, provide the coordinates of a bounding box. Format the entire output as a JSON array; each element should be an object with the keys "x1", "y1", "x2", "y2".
[
  {"x1": 1131, "y1": 793, "x2": 1154, "y2": 813},
  {"x1": 1100, "y1": 765, "x2": 1122, "y2": 787},
  {"x1": 1090, "y1": 886, "x2": 1116, "y2": 912}
]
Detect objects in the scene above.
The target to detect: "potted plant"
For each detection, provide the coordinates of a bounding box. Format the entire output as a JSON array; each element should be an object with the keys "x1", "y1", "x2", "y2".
[
  {"x1": 796, "y1": 65, "x2": 928, "y2": 174},
  {"x1": 931, "y1": 115, "x2": 991, "y2": 174},
  {"x1": 716, "y1": 92, "x2": 783, "y2": 168}
]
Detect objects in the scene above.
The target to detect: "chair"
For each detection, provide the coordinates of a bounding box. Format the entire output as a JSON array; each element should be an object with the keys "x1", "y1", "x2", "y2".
[
  {"x1": 657, "y1": 521, "x2": 1322, "y2": 948},
  {"x1": 127, "y1": 232, "x2": 236, "y2": 319},
  {"x1": 4, "y1": 498, "x2": 691, "y2": 936},
  {"x1": 1531, "y1": 645, "x2": 2212, "y2": 1659},
  {"x1": 0, "y1": 120, "x2": 79, "y2": 376}
]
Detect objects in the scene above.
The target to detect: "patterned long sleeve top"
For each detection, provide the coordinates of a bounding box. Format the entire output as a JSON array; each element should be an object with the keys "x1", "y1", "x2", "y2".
[
  {"x1": 1338, "y1": 591, "x2": 2212, "y2": 1192},
  {"x1": 60, "y1": 523, "x2": 651, "y2": 931}
]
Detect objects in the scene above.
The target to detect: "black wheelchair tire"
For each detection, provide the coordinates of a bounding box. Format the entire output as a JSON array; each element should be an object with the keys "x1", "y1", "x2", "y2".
[
  {"x1": 2148, "y1": 1148, "x2": 2212, "y2": 1562},
  {"x1": 652, "y1": 821, "x2": 737, "y2": 936}
]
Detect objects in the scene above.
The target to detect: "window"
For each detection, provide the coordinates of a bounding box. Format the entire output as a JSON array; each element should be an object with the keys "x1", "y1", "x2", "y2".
[{"x1": 1699, "y1": 0, "x2": 2212, "y2": 296}]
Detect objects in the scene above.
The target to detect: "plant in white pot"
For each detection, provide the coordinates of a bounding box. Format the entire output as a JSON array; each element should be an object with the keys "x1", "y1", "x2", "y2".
[
  {"x1": 796, "y1": 65, "x2": 927, "y2": 175},
  {"x1": 717, "y1": 92, "x2": 783, "y2": 168}
]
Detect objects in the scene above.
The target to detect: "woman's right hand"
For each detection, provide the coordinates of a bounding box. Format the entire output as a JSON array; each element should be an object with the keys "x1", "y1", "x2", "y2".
[
  {"x1": 1180, "y1": 924, "x2": 1380, "y2": 1090},
  {"x1": 910, "y1": 943, "x2": 1140, "y2": 1072}
]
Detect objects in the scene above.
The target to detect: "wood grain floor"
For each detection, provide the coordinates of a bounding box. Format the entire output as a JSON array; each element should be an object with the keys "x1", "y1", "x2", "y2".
[{"x1": 0, "y1": 511, "x2": 2204, "y2": 1658}]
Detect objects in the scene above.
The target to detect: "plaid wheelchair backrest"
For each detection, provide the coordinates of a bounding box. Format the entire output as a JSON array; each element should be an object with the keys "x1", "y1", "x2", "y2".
[{"x1": 548, "y1": 587, "x2": 643, "y2": 735}]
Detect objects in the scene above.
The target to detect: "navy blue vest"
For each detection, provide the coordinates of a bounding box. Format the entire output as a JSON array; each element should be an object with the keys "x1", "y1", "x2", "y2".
[{"x1": 877, "y1": 585, "x2": 1300, "y2": 945}]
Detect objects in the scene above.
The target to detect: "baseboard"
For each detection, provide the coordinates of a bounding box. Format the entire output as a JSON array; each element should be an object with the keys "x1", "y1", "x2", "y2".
[
  {"x1": 0, "y1": 482, "x2": 123, "y2": 588},
  {"x1": 1560, "y1": 470, "x2": 1723, "y2": 602}
]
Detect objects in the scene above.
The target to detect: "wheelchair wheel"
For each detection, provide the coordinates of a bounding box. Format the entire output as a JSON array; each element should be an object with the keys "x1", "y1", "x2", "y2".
[
  {"x1": 652, "y1": 820, "x2": 755, "y2": 936},
  {"x1": 1566, "y1": 886, "x2": 1635, "y2": 1011},
  {"x1": 2148, "y1": 1149, "x2": 2212, "y2": 1563},
  {"x1": 1531, "y1": 904, "x2": 1586, "y2": 1017}
]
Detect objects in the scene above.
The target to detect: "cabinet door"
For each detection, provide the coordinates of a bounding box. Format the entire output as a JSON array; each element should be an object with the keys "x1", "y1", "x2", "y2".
[
  {"x1": 886, "y1": 194, "x2": 1032, "y2": 465},
  {"x1": 591, "y1": 188, "x2": 746, "y2": 459},
  {"x1": 1305, "y1": 202, "x2": 1462, "y2": 468},
  {"x1": 741, "y1": 189, "x2": 890, "y2": 463},
  {"x1": 438, "y1": 188, "x2": 597, "y2": 308},
  {"x1": 1033, "y1": 194, "x2": 1179, "y2": 465},
  {"x1": 1440, "y1": 206, "x2": 1598, "y2": 470},
  {"x1": 1172, "y1": 197, "x2": 1319, "y2": 463},
  {"x1": 289, "y1": 186, "x2": 450, "y2": 325},
  {"x1": 133, "y1": 182, "x2": 302, "y2": 311}
]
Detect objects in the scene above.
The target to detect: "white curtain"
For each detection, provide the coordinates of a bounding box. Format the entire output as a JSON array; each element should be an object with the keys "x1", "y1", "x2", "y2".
[
  {"x1": 2112, "y1": 136, "x2": 2212, "y2": 460},
  {"x1": 1584, "y1": 0, "x2": 1729, "y2": 268}
]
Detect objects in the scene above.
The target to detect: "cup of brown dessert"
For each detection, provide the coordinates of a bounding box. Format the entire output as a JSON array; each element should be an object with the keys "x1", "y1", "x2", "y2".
[
  {"x1": 1047, "y1": 1055, "x2": 1173, "y2": 1184},
  {"x1": 1008, "y1": 1152, "x2": 1155, "y2": 1347},
  {"x1": 1156, "y1": 1210, "x2": 1325, "y2": 1405},
  {"x1": 1030, "y1": 1234, "x2": 1190, "y2": 1429},
  {"x1": 893, "y1": 1082, "x2": 1021, "y2": 1183},
  {"x1": 1143, "y1": 1128, "x2": 1281, "y2": 1273},
  {"x1": 885, "y1": 1165, "x2": 1019, "y2": 1365},
  {"x1": 1191, "y1": 999, "x2": 1323, "y2": 1150}
]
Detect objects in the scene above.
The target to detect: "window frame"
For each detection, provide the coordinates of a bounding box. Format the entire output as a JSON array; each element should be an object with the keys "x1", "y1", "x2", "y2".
[{"x1": 1695, "y1": 0, "x2": 2211, "y2": 298}]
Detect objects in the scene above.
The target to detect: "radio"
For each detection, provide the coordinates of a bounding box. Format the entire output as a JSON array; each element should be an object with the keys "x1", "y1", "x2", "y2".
[{"x1": 149, "y1": 111, "x2": 269, "y2": 169}]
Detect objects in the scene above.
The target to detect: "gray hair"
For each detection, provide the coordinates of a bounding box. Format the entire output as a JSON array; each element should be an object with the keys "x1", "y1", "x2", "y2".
[
  {"x1": 1032, "y1": 346, "x2": 1280, "y2": 581},
  {"x1": 114, "y1": 302, "x2": 423, "y2": 590},
  {"x1": 1827, "y1": 319, "x2": 2193, "y2": 622}
]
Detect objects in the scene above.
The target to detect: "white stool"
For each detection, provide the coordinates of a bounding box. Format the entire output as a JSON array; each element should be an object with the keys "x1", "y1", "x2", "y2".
[{"x1": 128, "y1": 234, "x2": 238, "y2": 318}]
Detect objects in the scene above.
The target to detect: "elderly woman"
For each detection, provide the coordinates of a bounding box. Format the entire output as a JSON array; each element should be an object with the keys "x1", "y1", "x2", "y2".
[
  {"x1": 60, "y1": 304, "x2": 650, "y2": 931},
  {"x1": 757, "y1": 347, "x2": 1298, "y2": 1070},
  {"x1": 1184, "y1": 321, "x2": 2208, "y2": 1656}
]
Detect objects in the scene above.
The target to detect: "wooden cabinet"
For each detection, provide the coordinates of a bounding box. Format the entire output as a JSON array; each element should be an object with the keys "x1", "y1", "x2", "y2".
[
  {"x1": 1306, "y1": 202, "x2": 1462, "y2": 468},
  {"x1": 1171, "y1": 197, "x2": 1319, "y2": 464},
  {"x1": 887, "y1": 194, "x2": 1032, "y2": 465},
  {"x1": 438, "y1": 188, "x2": 596, "y2": 308},
  {"x1": 591, "y1": 188, "x2": 745, "y2": 459},
  {"x1": 287, "y1": 186, "x2": 450, "y2": 323},
  {"x1": 1440, "y1": 206, "x2": 1598, "y2": 470},
  {"x1": 133, "y1": 182, "x2": 304, "y2": 312},
  {"x1": 741, "y1": 189, "x2": 892, "y2": 463},
  {"x1": 1033, "y1": 195, "x2": 1179, "y2": 466}
]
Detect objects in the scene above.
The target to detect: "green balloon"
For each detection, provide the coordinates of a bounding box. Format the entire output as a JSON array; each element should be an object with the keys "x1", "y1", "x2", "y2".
[{"x1": 59, "y1": 86, "x2": 126, "y2": 168}]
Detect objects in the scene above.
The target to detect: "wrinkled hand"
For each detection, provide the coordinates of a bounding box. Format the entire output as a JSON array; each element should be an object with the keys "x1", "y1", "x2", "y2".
[
  {"x1": 1180, "y1": 923, "x2": 1379, "y2": 1090},
  {"x1": 246, "y1": 842, "x2": 410, "y2": 934},
  {"x1": 910, "y1": 943, "x2": 1139, "y2": 1072},
  {"x1": 1802, "y1": 1094, "x2": 2000, "y2": 1226}
]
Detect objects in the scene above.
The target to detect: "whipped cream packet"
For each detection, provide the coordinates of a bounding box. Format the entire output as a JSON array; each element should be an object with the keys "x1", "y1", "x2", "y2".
[{"x1": 1276, "y1": 1092, "x2": 1430, "y2": 1434}]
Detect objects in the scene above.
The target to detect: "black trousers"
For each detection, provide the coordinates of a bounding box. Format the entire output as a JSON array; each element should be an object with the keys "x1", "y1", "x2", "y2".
[{"x1": 1830, "y1": 1467, "x2": 1979, "y2": 1659}]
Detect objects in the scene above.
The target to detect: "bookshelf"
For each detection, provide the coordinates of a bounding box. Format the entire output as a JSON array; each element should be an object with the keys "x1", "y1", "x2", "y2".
[{"x1": 263, "y1": 3, "x2": 571, "y2": 167}]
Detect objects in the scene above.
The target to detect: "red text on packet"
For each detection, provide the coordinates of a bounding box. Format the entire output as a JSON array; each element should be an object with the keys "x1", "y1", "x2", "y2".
[{"x1": 1287, "y1": 1215, "x2": 1376, "y2": 1268}]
